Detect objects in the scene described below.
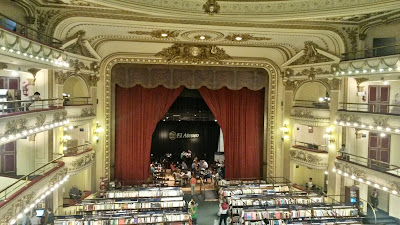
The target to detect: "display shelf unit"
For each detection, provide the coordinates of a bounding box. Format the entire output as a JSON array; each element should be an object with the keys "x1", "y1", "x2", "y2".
[
  {"x1": 105, "y1": 187, "x2": 183, "y2": 199},
  {"x1": 55, "y1": 212, "x2": 191, "y2": 225},
  {"x1": 240, "y1": 204, "x2": 360, "y2": 225},
  {"x1": 76, "y1": 197, "x2": 186, "y2": 215},
  {"x1": 219, "y1": 184, "x2": 291, "y2": 197}
]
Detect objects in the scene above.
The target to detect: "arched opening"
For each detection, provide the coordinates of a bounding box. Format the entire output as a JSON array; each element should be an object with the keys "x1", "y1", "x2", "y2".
[
  {"x1": 63, "y1": 76, "x2": 90, "y2": 105},
  {"x1": 295, "y1": 82, "x2": 330, "y2": 108}
]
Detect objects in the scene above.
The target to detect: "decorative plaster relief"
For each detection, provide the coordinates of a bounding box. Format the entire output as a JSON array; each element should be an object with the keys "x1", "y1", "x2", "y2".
[{"x1": 155, "y1": 44, "x2": 231, "y2": 63}]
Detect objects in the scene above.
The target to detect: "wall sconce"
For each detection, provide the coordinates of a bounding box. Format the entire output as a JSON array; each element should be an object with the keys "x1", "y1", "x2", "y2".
[
  {"x1": 281, "y1": 123, "x2": 290, "y2": 141},
  {"x1": 93, "y1": 121, "x2": 104, "y2": 143},
  {"x1": 324, "y1": 127, "x2": 335, "y2": 148},
  {"x1": 203, "y1": 0, "x2": 220, "y2": 15}
]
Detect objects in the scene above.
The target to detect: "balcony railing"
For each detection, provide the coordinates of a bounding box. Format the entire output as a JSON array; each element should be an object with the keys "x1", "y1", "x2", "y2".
[
  {"x1": 0, "y1": 156, "x2": 64, "y2": 203},
  {"x1": 63, "y1": 97, "x2": 92, "y2": 106},
  {"x1": 63, "y1": 143, "x2": 92, "y2": 157},
  {"x1": 338, "y1": 152, "x2": 400, "y2": 177},
  {"x1": 294, "y1": 100, "x2": 330, "y2": 109},
  {"x1": 341, "y1": 44, "x2": 400, "y2": 61},
  {"x1": 0, "y1": 98, "x2": 64, "y2": 116},
  {"x1": 339, "y1": 102, "x2": 400, "y2": 115},
  {"x1": 293, "y1": 141, "x2": 328, "y2": 153},
  {"x1": 0, "y1": 13, "x2": 62, "y2": 48}
]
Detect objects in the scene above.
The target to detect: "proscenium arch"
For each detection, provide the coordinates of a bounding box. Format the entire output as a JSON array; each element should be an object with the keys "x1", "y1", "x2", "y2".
[
  {"x1": 63, "y1": 76, "x2": 90, "y2": 98},
  {"x1": 99, "y1": 54, "x2": 280, "y2": 182}
]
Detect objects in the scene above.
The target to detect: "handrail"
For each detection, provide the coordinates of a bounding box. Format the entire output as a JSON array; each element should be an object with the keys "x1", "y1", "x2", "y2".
[
  {"x1": 0, "y1": 98, "x2": 64, "y2": 114},
  {"x1": 294, "y1": 99, "x2": 330, "y2": 109},
  {"x1": 0, "y1": 155, "x2": 64, "y2": 201},
  {"x1": 0, "y1": 13, "x2": 62, "y2": 47},
  {"x1": 63, "y1": 97, "x2": 92, "y2": 106},
  {"x1": 339, "y1": 102, "x2": 400, "y2": 115},
  {"x1": 293, "y1": 141, "x2": 328, "y2": 152},
  {"x1": 341, "y1": 44, "x2": 400, "y2": 61},
  {"x1": 63, "y1": 143, "x2": 92, "y2": 157},
  {"x1": 338, "y1": 152, "x2": 400, "y2": 176}
]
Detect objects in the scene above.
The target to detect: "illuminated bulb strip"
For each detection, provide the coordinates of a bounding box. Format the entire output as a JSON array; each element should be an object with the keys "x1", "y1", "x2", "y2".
[
  {"x1": 0, "y1": 45, "x2": 70, "y2": 68},
  {"x1": 335, "y1": 121, "x2": 400, "y2": 135},
  {"x1": 331, "y1": 169, "x2": 399, "y2": 197},
  {"x1": 0, "y1": 120, "x2": 69, "y2": 144},
  {"x1": 9, "y1": 175, "x2": 70, "y2": 224}
]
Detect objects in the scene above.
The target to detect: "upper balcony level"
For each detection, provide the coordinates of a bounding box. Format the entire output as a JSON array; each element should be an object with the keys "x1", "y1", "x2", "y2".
[
  {"x1": 334, "y1": 153, "x2": 400, "y2": 197},
  {"x1": 0, "y1": 13, "x2": 62, "y2": 48},
  {"x1": 336, "y1": 44, "x2": 400, "y2": 78}
]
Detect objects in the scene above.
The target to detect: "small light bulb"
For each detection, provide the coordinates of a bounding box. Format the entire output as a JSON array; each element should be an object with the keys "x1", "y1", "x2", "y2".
[
  {"x1": 235, "y1": 36, "x2": 242, "y2": 41},
  {"x1": 337, "y1": 170, "x2": 342, "y2": 175},
  {"x1": 324, "y1": 171, "x2": 329, "y2": 175},
  {"x1": 344, "y1": 172, "x2": 349, "y2": 177},
  {"x1": 383, "y1": 187, "x2": 388, "y2": 191},
  {"x1": 366, "y1": 181, "x2": 371, "y2": 185},
  {"x1": 358, "y1": 178, "x2": 364, "y2": 183},
  {"x1": 392, "y1": 190, "x2": 398, "y2": 195},
  {"x1": 369, "y1": 125, "x2": 374, "y2": 129},
  {"x1": 351, "y1": 175, "x2": 356, "y2": 179},
  {"x1": 386, "y1": 127, "x2": 391, "y2": 132},
  {"x1": 361, "y1": 124, "x2": 366, "y2": 128},
  {"x1": 374, "y1": 183, "x2": 380, "y2": 188},
  {"x1": 200, "y1": 36, "x2": 205, "y2": 40},
  {"x1": 353, "y1": 123, "x2": 358, "y2": 127},
  {"x1": 332, "y1": 168, "x2": 337, "y2": 172}
]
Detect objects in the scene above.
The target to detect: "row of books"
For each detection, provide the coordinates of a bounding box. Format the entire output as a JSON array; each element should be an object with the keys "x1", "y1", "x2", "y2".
[
  {"x1": 220, "y1": 187, "x2": 291, "y2": 197},
  {"x1": 243, "y1": 221, "x2": 362, "y2": 225},
  {"x1": 106, "y1": 190, "x2": 183, "y2": 198},
  {"x1": 56, "y1": 214, "x2": 190, "y2": 225},
  {"x1": 80, "y1": 201, "x2": 186, "y2": 211},
  {"x1": 228, "y1": 196, "x2": 324, "y2": 207},
  {"x1": 242, "y1": 208, "x2": 358, "y2": 221}
]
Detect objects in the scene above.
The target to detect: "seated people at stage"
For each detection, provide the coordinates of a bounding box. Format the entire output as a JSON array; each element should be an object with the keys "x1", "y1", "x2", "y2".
[{"x1": 181, "y1": 161, "x2": 188, "y2": 170}]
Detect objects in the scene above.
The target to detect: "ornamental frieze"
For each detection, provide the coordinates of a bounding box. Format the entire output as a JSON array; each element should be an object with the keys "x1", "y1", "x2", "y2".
[
  {"x1": 373, "y1": 116, "x2": 389, "y2": 127},
  {"x1": 0, "y1": 192, "x2": 35, "y2": 223},
  {"x1": 224, "y1": 33, "x2": 271, "y2": 42},
  {"x1": 35, "y1": 114, "x2": 46, "y2": 127},
  {"x1": 290, "y1": 150, "x2": 324, "y2": 165},
  {"x1": 80, "y1": 107, "x2": 96, "y2": 117},
  {"x1": 128, "y1": 29, "x2": 181, "y2": 38},
  {"x1": 291, "y1": 109, "x2": 313, "y2": 118},
  {"x1": 4, "y1": 119, "x2": 28, "y2": 135},
  {"x1": 155, "y1": 44, "x2": 231, "y2": 63},
  {"x1": 334, "y1": 162, "x2": 367, "y2": 179},
  {"x1": 68, "y1": 152, "x2": 95, "y2": 173},
  {"x1": 52, "y1": 110, "x2": 68, "y2": 122}
]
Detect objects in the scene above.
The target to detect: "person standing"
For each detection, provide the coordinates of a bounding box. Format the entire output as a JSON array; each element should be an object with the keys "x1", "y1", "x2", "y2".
[
  {"x1": 26, "y1": 92, "x2": 41, "y2": 111},
  {"x1": 189, "y1": 199, "x2": 198, "y2": 225},
  {"x1": 371, "y1": 188, "x2": 379, "y2": 210},
  {"x1": 339, "y1": 144, "x2": 349, "y2": 160},
  {"x1": 150, "y1": 164, "x2": 155, "y2": 180},
  {"x1": 218, "y1": 201, "x2": 229, "y2": 225},
  {"x1": 307, "y1": 178, "x2": 313, "y2": 191},
  {"x1": 190, "y1": 176, "x2": 196, "y2": 196},
  {"x1": 46, "y1": 208, "x2": 54, "y2": 225}
]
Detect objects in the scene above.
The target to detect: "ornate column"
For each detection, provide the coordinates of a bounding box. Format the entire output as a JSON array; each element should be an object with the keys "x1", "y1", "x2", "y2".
[{"x1": 282, "y1": 80, "x2": 295, "y2": 179}]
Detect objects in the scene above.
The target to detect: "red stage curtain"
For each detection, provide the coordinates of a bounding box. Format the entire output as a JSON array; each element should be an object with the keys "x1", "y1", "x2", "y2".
[
  {"x1": 199, "y1": 87, "x2": 264, "y2": 179},
  {"x1": 115, "y1": 85, "x2": 183, "y2": 182}
]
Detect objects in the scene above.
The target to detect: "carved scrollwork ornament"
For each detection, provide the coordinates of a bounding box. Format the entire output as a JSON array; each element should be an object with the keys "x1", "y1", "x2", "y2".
[
  {"x1": 53, "y1": 111, "x2": 67, "y2": 122},
  {"x1": 70, "y1": 152, "x2": 95, "y2": 171},
  {"x1": 128, "y1": 29, "x2": 181, "y2": 38},
  {"x1": 35, "y1": 114, "x2": 46, "y2": 127},
  {"x1": 290, "y1": 150, "x2": 323, "y2": 165},
  {"x1": 373, "y1": 117, "x2": 389, "y2": 127},
  {"x1": 155, "y1": 44, "x2": 231, "y2": 63},
  {"x1": 5, "y1": 119, "x2": 28, "y2": 135},
  {"x1": 81, "y1": 107, "x2": 96, "y2": 117},
  {"x1": 0, "y1": 63, "x2": 8, "y2": 70}
]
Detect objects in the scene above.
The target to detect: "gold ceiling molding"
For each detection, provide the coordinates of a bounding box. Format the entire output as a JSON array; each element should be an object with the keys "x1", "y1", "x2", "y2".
[
  {"x1": 155, "y1": 44, "x2": 232, "y2": 63},
  {"x1": 112, "y1": 64, "x2": 267, "y2": 90},
  {"x1": 284, "y1": 78, "x2": 340, "y2": 93},
  {"x1": 181, "y1": 30, "x2": 225, "y2": 41},
  {"x1": 225, "y1": 33, "x2": 271, "y2": 42},
  {"x1": 101, "y1": 54, "x2": 280, "y2": 179},
  {"x1": 48, "y1": 11, "x2": 348, "y2": 51},
  {"x1": 54, "y1": 70, "x2": 99, "y2": 87},
  {"x1": 342, "y1": 27, "x2": 359, "y2": 53},
  {"x1": 291, "y1": 41, "x2": 332, "y2": 65},
  {"x1": 128, "y1": 30, "x2": 181, "y2": 38}
]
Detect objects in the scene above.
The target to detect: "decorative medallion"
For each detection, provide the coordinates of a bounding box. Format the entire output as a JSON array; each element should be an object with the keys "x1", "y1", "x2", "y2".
[
  {"x1": 181, "y1": 30, "x2": 224, "y2": 41},
  {"x1": 224, "y1": 33, "x2": 271, "y2": 42},
  {"x1": 203, "y1": 0, "x2": 220, "y2": 14},
  {"x1": 128, "y1": 29, "x2": 180, "y2": 38},
  {"x1": 155, "y1": 44, "x2": 231, "y2": 63}
]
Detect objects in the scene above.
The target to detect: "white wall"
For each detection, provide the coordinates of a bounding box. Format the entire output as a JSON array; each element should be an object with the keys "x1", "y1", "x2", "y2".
[
  {"x1": 293, "y1": 124, "x2": 326, "y2": 146},
  {"x1": 16, "y1": 139, "x2": 35, "y2": 175},
  {"x1": 389, "y1": 194, "x2": 400, "y2": 219},
  {"x1": 290, "y1": 163, "x2": 325, "y2": 188},
  {"x1": 295, "y1": 82, "x2": 328, "y2": 102}
]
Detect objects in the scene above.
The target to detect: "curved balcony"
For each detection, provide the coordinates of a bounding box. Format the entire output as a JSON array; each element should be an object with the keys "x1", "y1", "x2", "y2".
[
  {"x1": 63, "y1": 148, "x2": 95, "y2": 176},
  {"x1": 290, "y1": 141, "x2": 329, "y2": 170},
  {"x1": 0, "y1": 157, "x2": 67, "y2": 223},
  {"x1": 291, "y1": 100, "x2": 331, "y2": 127},
  {"x1": 64, "y1": 97, "x2": 95, "y2": 123},
  {"x1": 334, "y1": 153, "x2": 400, "y2": 196}
]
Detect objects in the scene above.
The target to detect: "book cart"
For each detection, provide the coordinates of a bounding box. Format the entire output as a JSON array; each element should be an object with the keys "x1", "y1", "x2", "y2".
[{"x1": 55, "y1": 187, "x2": 191, "y2": 225}]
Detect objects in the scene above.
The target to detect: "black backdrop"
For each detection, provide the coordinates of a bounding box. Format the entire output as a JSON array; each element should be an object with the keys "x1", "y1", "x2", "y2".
[{"x1": 150, "y1": 121, "x2": 220, "y2": 162}]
